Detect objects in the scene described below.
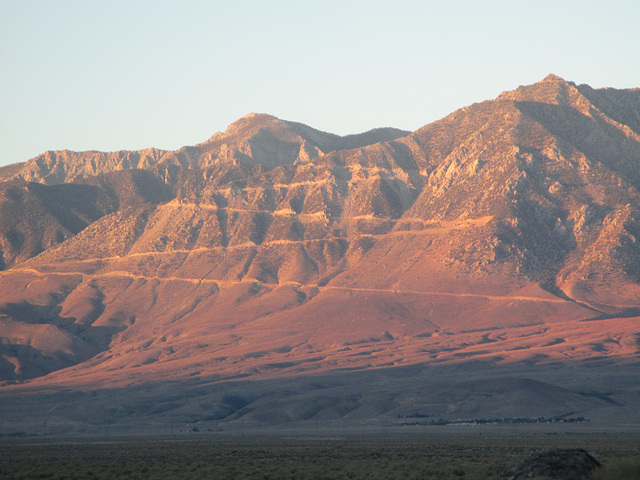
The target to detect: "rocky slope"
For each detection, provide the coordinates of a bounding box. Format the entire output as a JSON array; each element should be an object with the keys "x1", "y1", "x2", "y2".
[{"x1": 0, "y1": 75, "x2": 639, "y2": 431}]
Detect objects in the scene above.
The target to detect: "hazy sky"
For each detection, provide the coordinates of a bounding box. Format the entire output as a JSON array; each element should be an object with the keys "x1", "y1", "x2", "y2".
[{"x1": 1, "y1": 0, "x2": 639, "y2": 166}]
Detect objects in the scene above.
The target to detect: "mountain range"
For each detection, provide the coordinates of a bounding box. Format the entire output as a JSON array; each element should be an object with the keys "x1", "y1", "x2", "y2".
[{"x1": 1, "y1": 74, "x2": 639, "y2": 433}]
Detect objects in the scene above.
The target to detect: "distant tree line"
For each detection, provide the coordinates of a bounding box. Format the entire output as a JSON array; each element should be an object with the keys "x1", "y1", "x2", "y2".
[{"x1": 399, "y1": 414, "x2": 587, "y2": 426}]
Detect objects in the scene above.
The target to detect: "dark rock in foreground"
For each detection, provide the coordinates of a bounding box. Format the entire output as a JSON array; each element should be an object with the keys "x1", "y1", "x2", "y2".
[{"x1": 499, "y1": 448, "x2": 601, "y2": 480}]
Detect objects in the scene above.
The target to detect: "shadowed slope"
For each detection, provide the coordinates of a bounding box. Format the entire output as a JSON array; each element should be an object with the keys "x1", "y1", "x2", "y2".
[{"x1": 0, "y1": 181, "x2": 115, "y2": 270}]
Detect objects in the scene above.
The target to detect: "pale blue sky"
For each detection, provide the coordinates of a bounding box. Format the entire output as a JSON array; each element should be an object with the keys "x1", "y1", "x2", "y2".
[{"x1": 1, "y1": 0, "x2": 639, "y2": 166}]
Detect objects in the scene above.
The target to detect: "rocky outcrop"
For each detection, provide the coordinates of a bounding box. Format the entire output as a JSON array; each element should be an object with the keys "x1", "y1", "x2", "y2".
[{"x1": 499, "y1": 448, "x2": 601, "y2": 480}]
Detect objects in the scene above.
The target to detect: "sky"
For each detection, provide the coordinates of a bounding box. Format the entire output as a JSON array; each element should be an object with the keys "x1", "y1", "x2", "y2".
[{"x1": 1, "y1": 0, "x2": 639, "y2": 166}]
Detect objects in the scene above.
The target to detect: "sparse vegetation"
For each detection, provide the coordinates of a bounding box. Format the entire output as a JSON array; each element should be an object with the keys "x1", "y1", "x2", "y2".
[
  {"x1": 0, "y1": 432, "x2": 638, "y2": 480},
  {"x1": 592, "y1": 457, "x2": 640, "y2": 480}
]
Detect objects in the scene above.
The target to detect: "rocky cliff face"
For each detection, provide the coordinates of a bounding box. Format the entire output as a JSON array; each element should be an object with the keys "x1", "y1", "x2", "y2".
[{"x1": 0, "y1": 76, "x2": 639, "y2": 422}]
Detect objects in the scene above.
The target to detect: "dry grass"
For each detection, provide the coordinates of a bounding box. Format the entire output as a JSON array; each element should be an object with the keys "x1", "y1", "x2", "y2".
[
  {"x1": 593, "y1": 457, "x2": 640, "y2": 480},
  {"x1": 0, "y1": 432, "x2": 638, "y2": 480}
]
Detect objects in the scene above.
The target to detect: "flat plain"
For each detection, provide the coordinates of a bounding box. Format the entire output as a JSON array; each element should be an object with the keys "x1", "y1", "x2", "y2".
[{"x1": 1, "y1": 428, "x2": 639, "y2": 480}]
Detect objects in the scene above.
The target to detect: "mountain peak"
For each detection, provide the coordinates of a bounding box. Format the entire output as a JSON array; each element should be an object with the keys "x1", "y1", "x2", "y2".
[
  {"x1": 241, "y1": 112, "x2": 275, "y2": 120},
  {"x1": 231, "y1": 112, "x2": 281, "y2": 127},
  {"x1": 207, "y1": 113, "x2": 287, "y2": 142},
  {"x1": 202, "y1": 114, "x2": 410, "y2": 168},
  {"x1": 496, "y1": 73, "x2": 585, "y2": 107},
  {"x1": 198, "y1": 113, "x2": 341, "y2": 168},
  {"x1": 541, "y1": 73, "x2": 568, "y2": 83}
]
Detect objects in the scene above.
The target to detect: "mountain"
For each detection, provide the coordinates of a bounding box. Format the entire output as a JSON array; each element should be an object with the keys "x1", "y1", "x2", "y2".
[
  {"x1": 1, "y1": 75, "x2": 639, "y2": 433},
  {"x1": 0, "y1": 180, "x2": 112, "y2": 270},
  {"x1": 0, "y1": 114, "x2": 410, "y2": 184}
]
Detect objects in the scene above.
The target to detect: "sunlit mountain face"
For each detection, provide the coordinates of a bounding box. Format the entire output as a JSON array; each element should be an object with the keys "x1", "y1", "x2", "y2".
[{"x1": 1, "y1": 75, "x2": 640, "y2": 432}]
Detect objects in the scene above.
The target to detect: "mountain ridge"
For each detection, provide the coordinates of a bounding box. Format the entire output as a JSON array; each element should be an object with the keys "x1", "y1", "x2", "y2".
[
  {"x1": 1, "y1": 75, "x2": 640, "y2": 432},
  {"x1": 0, "y1": 115, "x2": 411, "y2": 185}
]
